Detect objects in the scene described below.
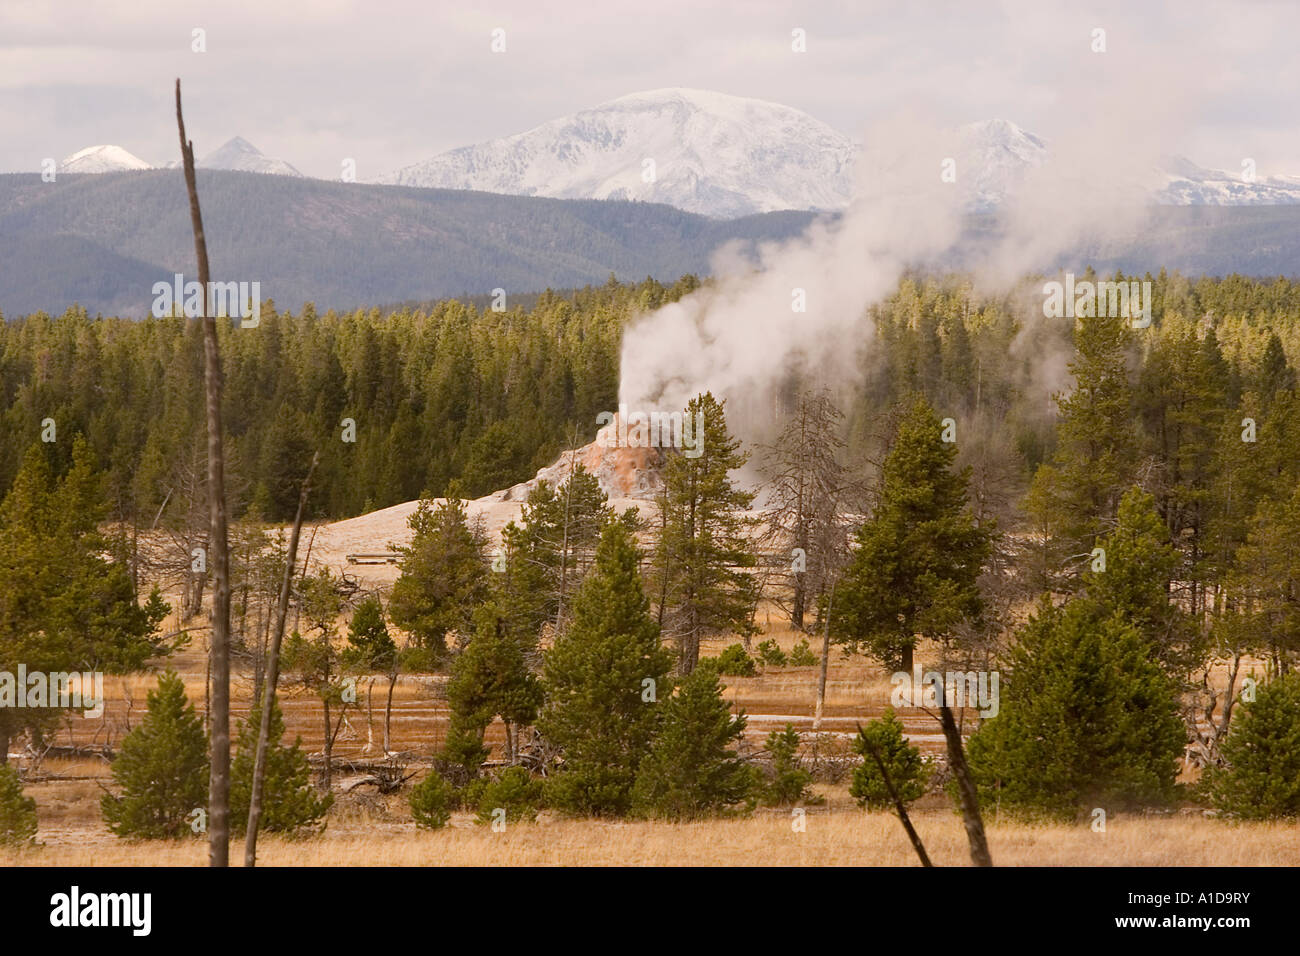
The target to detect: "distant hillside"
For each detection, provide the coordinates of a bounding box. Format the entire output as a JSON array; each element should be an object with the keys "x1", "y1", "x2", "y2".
[
  {"x1": 956, "y1": 205, "x2": 1300, "y2": 278},
  {"x1": 0, "y1": 170, "x2": 817, "y2": 317},
  {"x1": 1, "y1": 170, "x2": 1298, "y2": 319}
]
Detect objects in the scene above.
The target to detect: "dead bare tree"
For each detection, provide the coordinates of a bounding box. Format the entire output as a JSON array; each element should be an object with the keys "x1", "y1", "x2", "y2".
[
  {"x1": 134, "y1": 440, "x2": 209, "y2": 621},
  {"x1": 176, "y1": 78, "x2": 233, "y2": 868},
  {"x1": 757, "y1": 389, "x2": 858, "y2": 727},
  {"x1": 758, "y1": 389, "x2": 855, "y2": 633},
  {"x1": 245, "y1": 451, "x2": 319, "y2": 867}
]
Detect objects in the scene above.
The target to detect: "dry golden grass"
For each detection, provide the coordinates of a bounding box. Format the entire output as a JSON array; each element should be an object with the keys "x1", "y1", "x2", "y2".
[
  {"x1": 15, "y1": 582, "x2": 1267, "y2": 867},
  {"x1": 5, "y1": 810, "x2": 1296, "y2": 867}
]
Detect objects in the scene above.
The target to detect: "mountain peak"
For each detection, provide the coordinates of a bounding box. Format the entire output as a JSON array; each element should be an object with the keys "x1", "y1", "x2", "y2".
[
  {"x1": 377, "y1": 88, "x2": 856, "y2": 218},
  {"x1": 198, "y1": 137, "x2": 302, "y2": 177},
  {"x1": 961, "y1": 118, "x2": 1047, "y2": 150},
  {"x1": 58, "y1": 144, "x2": 151, "y2": 173},
  {"x1": 375, "y1": 91, "x2": 1300, "y2": 216}
]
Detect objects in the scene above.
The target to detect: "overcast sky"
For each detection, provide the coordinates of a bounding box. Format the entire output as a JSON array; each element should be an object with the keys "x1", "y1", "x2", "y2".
[{"x1": 2, "y1": 0, "x2": 1296, "y2": 179}]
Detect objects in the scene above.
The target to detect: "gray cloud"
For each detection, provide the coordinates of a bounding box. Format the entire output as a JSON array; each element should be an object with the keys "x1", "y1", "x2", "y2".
[{"x1": 1, "y1": 0, "x2": 1296, "y2": 178}]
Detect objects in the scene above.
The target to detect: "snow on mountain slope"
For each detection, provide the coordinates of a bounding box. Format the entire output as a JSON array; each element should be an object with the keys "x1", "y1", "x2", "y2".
[
  {"x1": 376, "y1": 88, "x2": 856, "y2": 218},
  {"x1": 58, "y1": 145, "x2": 151, "y2": 173},
  {"x1": 956, "y1": 119, "x2": 1049, "y2": 211},
  {"x1": 55, "y1": 94, "x2": 1300, "y2": 213},
  {"x1": 1156, "y1": 155, "x2": 1300, "y2": 205},
  {"x1": 378, "y1": 92, "x2": 1300, "y2": 215},
  {"x1": 198, "y1": 136, "x2": 302, "y2": 176}
]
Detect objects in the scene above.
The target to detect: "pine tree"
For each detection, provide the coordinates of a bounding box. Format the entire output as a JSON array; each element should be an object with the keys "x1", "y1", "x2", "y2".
[
  {"x1": 408, "y1": 771, "x2": 456, "y2": 829},
  {"x1": 653, "y1": 392, "x2": 759, "y2": 673},
  {"x1": 102, "y1": 672, "x2": 209, "y2": 839},
  {"x1": 345, "y1": 596, "x2": 395, "y2": 670},
  {"x1": 474, "y1": 766, "x2": 544, "y2": 825},
  {"x1": 1083, "y1": 486, "x2": 1201, "y2": 675},
  {"x1": 1257, "y1": 332, "x2": 1296, "y2": 397},
  {"x1": 538, "y1": 521, "x2": 674, "y2": 816},
  {"x1": 1026, "y1": 310, "x2": 1139, "y2": 587},
  {"x1": 389, "y1": 491, "x2": 490, "y2": 658},
  {"x1": 443, "y1": 605, "x2": 542, "y2": 778},
  {"x1": 851, "y1": 709, "x2": 929, "y2": 809},
  {"x1": 496, "y1": 482, "x2": 561, "y2": 645},
  {"x1": 1230, "y1": 485, "x2": 1300, "y2": 672},
  {"x1": 965, "y1": 597, "x2": 1185, "y2": 819},
  {"x1": 345, "y1": 594, "x2": 399, "y2": 752},
  {"x1": 497, "y1": 465, "x2": 610, "y2": 643},
  {"x1": 282, "y1": 569, "x2": 348, "y2": 791},
  {"x1": 631, "y1": 663, "x2": 756, "y2": 819},
  {"x1": 831, "y1": 396, "x2": 993, "y2": 671},
  {"x1": 1204, "y1": 672, "x2": 1300, "y2": 819},
  {"x1": 230, "y1": 693, "x2": 331, "y2": 833},
  {"x1": 1134, "y1": 320, "x2": 1230, "y2": 617},
  {"x1": 0, "y1": 441, "x2": 169, "y2": 761},
  {"x1": 0, "y1": 765, "x2": 38, "y2": 847},
  {"x1": 460, "y1": 420, "x2": 528, "y2": 498},
  {"x1": 258, "y1": 404, "x2": 316, "y2": 520},
  {"x1": 762, "y1": 723, "x2": 814, "y2": 806}
]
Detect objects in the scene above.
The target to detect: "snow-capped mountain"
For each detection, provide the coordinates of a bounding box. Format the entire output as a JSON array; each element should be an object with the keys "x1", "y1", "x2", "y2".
[
  {"x1": 197, "y1": 136, "x2": 302, "y2": 176},
  {"x1": 955, "y1": 119, "x2": 1049, "y2": 212},
  {"x1": 376, "y1": 88, "x2": 856, "y2": 218},
  {"x1": 58, "y1": 145, "x2": 151, "y2": 174},
  {"x1": 50, "y1": 95, "x2": 1300, "y2": 214},
  {"x1": 1156, "y1": 155, "x2": 1300, "y2": 205},
  {"x1": 377, "y1": 91, "x2": 1300, "y2": 215}
]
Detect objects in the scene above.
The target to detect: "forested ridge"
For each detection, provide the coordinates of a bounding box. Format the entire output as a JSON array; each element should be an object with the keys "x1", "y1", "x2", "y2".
[
  {"x1": 0, "y1": 276, "x2": 694, "y2": 522},
  {"x1": 0, "y1": 170, "x2": 817, "y2": 317},
  {"x1": 3, "y1": 269, "x2": 1299, "y2": 526}
]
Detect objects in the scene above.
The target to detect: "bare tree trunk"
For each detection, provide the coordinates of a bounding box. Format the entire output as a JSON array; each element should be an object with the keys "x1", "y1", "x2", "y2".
[
  {"x1": 203, "y1": 651, "x2": 210, "y2": 728},
  {"x1": 814, "y1": 633, "x2": 831, "y2": 729},
  {"x1": 1219, "y1": 651, "x2": 1243, "y2": 740},
  {"x1": 245, "y1": 451, "x2": 318, "y2": 867},
  {"x1": 938, "y1": 703, "x2": 993, "y2": 867},
  {"x1": 814, "y1": 580, "x2": 835, "y2": 729},
  {"x1": 176, "y1": 79, "x2": 232, "y2": 868},
  {"x1": 323, "y1": 698, "x2": 350, "y2": 792},
  {"x1": 384, "y1": 671, "x2": 396, "y2": 754},
  {"x1": 555, "y1": 445, "x2": 575, "y2": 631},
  {"x1": 857, "y1": 722, "x2": 932, "y2": 867},
  {"x1": 364, "y1": 677, "x2": 376, "y2": 753},
  {"x1": 656, "y1": 506, "x2": 670, "y2": 631},
  {"x1": 322, "y1": 696, "x2": 332, "y2": 791}
]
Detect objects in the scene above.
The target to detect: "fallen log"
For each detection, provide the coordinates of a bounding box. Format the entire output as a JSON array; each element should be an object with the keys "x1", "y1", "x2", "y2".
[{"x1": 31, "y1": 744, "x2": 115, "y2": 761}]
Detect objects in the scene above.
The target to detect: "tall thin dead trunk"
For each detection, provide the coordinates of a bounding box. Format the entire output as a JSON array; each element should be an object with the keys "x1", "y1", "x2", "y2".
[
  {"x1": 176, "y1": 79, "x2": 232, "y2": 868},
  {"x1": 555, "y1": 445, "x2": 576, "y2": 631},
  {"x1": 245, "y1": 451, "x2": 318, "y2": 867},
  {"x1": 365, "y1": 677, "x2": 376, "y2": 752},
  {"x1": 322, "y1": 694, "x2": 333, "y2": 791},
  {"x1": 383, "y1": 671, "x2": 396, "y2": 754},
  {"x1": 939, "y1": 703, "x2": 993, "y2": 867},
  {"x1": 814, "y1": 579, "x2": 835, "y2": 729},
  {"x1": 323, "y1": 695, "x2": 350, "y2": 792}
]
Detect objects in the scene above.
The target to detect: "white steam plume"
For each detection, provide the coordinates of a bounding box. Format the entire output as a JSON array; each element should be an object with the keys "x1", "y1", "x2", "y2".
[{"x1": 619, "y1": 6, "x2": 1216, "y2": 434}]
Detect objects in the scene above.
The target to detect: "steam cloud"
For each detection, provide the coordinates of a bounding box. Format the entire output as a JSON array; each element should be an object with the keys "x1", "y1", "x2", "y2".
[{"x1": 619, "y1": 8, "x2": 1213, "y2": 436}]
